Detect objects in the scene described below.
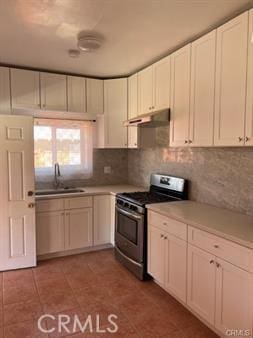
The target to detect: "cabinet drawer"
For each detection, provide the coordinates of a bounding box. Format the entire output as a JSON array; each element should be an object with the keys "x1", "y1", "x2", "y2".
[
  {"x1": 148, "y1": 211, "x2": 187, "y2": 241},
  {"x1": 36, "y1": 199, "x2": 64, "y2": 212},
  {"x1": 188, "y1": 226, "x2": 253, "y2": 272},
  {"x1": 64, "y1": 196, "x2": 92, "y2": 209}
]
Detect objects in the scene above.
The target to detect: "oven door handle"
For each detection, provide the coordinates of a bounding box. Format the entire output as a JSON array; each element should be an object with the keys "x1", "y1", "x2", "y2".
[{"x1": 115, "y1": 205, "x2": 142, "y2": 220}]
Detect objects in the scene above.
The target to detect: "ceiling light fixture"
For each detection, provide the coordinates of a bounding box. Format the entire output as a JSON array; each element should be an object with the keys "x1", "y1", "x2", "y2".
[{"x1": 77, "y1": 35, "x2": 102, "y2": 52}]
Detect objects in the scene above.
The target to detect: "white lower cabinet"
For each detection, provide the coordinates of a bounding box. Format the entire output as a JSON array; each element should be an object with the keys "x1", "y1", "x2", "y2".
[
  {"x1": 36, "y1": 195, "x2": 114, "y2": 256},
  {"x1": 148, "y1": 224, "x2": 187, "y2": 302},
  {"x1": 187, "y1": 244, "x2": 216, "y2": 324},
  {"x1": 148, "y1": 211, "x2": 253, "y2": 336},
  {"x1": 36, "y1": 211, "x2": 65, "y2": 255},
  {"x1": 164, "y1": 234, "x2": 187, "y2": 302},
  {"x1": 148, "y1": 225, "x2": 165, "y2": 285},
  {"x1": 93, "y1": 195, "x2": 112, "y2": 246},
  {"x1": 215, "y1": 258, "x2": 253, "y2": 335},
  {"x1": 65, "y1": 208, "x2": 93, "y2": 250}
]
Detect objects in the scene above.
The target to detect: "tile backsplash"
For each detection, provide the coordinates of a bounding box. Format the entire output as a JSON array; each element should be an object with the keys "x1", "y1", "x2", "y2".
[
  {"x1": 35, "y1": 149, "x2": 128, "y2": 189},
  {"x1": 128, "y1": 147, "x2": 253, "y2": 217}
]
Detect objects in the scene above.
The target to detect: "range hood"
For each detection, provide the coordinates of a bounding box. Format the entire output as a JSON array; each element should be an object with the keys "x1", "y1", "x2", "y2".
[{"x1": 124, "y1": 109, "x2": 170, "y2": 128}]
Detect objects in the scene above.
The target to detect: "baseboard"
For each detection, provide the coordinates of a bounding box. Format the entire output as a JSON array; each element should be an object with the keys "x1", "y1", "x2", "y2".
[{"x1": 37, "y1": 243, "x2": 113, "y2": 261}]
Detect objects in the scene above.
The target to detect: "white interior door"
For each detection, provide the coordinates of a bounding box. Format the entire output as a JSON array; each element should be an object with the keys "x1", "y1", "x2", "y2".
[{"x1": 0, "y1": 115, "x2": 36, "y2": 271}]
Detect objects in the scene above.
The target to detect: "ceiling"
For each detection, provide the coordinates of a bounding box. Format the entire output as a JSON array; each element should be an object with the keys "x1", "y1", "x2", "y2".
[{"x1": 0, "y1": 0, "x2": 252, "y2": 78}]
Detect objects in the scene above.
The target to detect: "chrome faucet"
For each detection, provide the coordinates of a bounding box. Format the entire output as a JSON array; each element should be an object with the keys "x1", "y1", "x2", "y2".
[{"x1": 54, "y1": 163, "x2": 61, "y2": 189}]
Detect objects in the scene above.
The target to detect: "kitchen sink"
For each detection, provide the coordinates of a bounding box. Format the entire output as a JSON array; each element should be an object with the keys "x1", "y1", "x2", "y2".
[{"x1": 35, "y1": 188, "x2": 85, "y2": 196}]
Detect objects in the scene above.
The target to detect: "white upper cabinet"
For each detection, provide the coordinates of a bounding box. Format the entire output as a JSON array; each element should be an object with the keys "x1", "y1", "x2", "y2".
[
  {"x1": 128, "y1": 73, "x2": 138, "y2": 148},
  {"x1": 0, "y1": 67, "x2": 11, "y2": 114},
  {"x1": 214, "y1": 12, "x2": 248, "y2": 146},
  {"x1": 189, "y1": 31, "x2": 216, "y2": 146},
  {"x1": 11, "y1": 69, "x2": 40, "y2": 110},
  {"x1": 246, "y1": 9, "x2": 253, "y2": 146},
  {"x1": 170, "y1": 44, "x2": 191, "y2": 147},
  {"x1": 86, "y1": 78, "x2": 104, "y2": 114},
  {"x1": 138, "y1": 65, "x2": 153, "y2": 115},
  {"x1": 153, "y1": 56, "x2": 171, "y2": 111},
  {"x1": 40, "y1": 72, "x2": 67, "y2": 111},
  {"x1": 103, "y1": 78, "x2": 128, "y2": 148},
  {"x1": 138, "y1": 57, "x2": 170, "y2": 115},
  {"x1": 67, "y1": 76, "x2": 86, "y2": 113}
]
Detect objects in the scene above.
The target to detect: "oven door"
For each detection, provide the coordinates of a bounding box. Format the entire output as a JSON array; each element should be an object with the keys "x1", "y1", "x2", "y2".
[{"x1": 115, "y1": 205, "x2": 144, "y2": 263}]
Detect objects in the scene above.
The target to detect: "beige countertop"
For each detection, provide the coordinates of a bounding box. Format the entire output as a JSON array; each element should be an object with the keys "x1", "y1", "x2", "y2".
[
  {"x1": 35, "y1": 184, "x2": 146, "y2": 200},
  {"x1": 147, "y1": 201, "x2": 253, "y2": 249}
]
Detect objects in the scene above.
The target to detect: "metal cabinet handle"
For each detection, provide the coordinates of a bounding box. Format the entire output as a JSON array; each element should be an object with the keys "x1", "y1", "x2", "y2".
[{"x1": 238, "y1": 137, "x2": 243, "y2": 142}]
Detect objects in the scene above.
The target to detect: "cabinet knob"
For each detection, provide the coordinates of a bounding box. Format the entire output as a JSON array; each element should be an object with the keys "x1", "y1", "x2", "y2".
[
  {"x1": 28, "y1": 202, "x2": 35, "y2": 208},
  {"x1": 164, "y1": 236, "x2": 167, "y2": 240},
  {"x1": 238, "y1": 137, "x2": 243, "y2": 142},
  {"x1": 188, "y1": 140, "x2": 192, "y2": 144},
  {"x1": 27, "y1": 191, "x2": 34, "y2": 196},
  {"x1": 184, "y1": 140, "x2": 188, "y2": 144},
  {"x1": 216, "y1": 262, "x2": 220, "y2": 268},
  {"x1": 214, "y1": 244, "x2": 219, "y2": 249},
  {"x1": 245, "y1": 136, "x2": 250, "y2": 142},
  {"x1": 209, "y1": 260, "x2": 214, "y2": 264},
  {"x1": 160, "y1": 234, "x2": 164, "y2": 238}
]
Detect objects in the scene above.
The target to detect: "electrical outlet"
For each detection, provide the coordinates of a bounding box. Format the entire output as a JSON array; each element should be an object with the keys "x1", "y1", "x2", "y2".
[{"x1": 104, "y1": 166, "x2": 112, "y2": 174}]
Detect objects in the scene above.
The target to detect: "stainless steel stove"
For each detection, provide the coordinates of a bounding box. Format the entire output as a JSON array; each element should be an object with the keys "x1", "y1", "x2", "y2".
[{"x1": 115, "y1": 174, "x2": 188, "y2": 280}]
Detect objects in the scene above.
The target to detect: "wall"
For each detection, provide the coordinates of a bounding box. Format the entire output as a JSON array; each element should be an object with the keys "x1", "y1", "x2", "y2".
[
  {"x1": 35, "y1": 149, "x2": 128, "y2": 189},
  {"x1": 128, "y1": 146, "x2": 253, "y2": 217}
]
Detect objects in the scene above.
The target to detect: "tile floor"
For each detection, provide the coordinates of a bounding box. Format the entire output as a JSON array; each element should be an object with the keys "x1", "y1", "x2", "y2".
[{"x1": 0, "y1": 249, "x2": 219, "y2": 337}]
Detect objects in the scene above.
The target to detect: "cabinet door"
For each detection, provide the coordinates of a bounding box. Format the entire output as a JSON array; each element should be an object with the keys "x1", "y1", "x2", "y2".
[
  {"x1": 36, "y1": 211, "x2": 65, "y2": 255},
  {"x1": 170, "y1": 44, "x2": 191, "y2": 147},
  {"x1": 215, "y1": 258, "x2": 253, "y2": 335},
  {"x1": 11, "y1": 69, "x2": 40, "y2": 109},
  {"x1": 103, "y1": 78, "x2": 128, "y2": 148},
  {"x1": 128, "y1": 74, "x2": 138, "y2": 148},
  {"x1": 138, "y1": 66, "x2": 153, "y2": 115},
  {"x1": 128, "y1": 73, "x2": 138, "y2": 119},
  {"x1": 189, "y1": 31, "x2": 216, "y2": 146},
  {"x1": 246, "y1": 9, "x2": 253, "y2": 146},
  {"x1": 86, "y1": 78, "x2": 104, "y2": 114},
  {"x1": 67, "y1": 76, "x2": 86, "y2": 113},
  {"x1": 94, "y1": 195, "x2": 112, "y2": 245},
  {"x1": 214, "y1": 12, "x2": 248, "y2": 146},
  {"x1": 153, "y1": 56, "x2": 170, "y2": 111},
  {"x1": 164, "y1": 234, "x2": 187, "y2": 303},
  {"x1": 110, "y1": 195, "x2": 116, "y2": 245},
  {"x1": 40, "y1": 72, "x2": 67, "y2": 111},
  {"x1": 65, "y1": 208, "x2": 93, "y2": 250},
  {"x1": 187, "y1": 244, "x2": 216, "y2": 325},
  {"x1": 0, "y1": 67, "x2": 11, "y2": 114},
  {"x1": 148, "y1": 225, "x2": 165, "y2": 285}
]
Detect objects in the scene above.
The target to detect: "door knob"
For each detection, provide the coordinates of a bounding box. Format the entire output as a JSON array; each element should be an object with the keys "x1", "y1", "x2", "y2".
[{"x1": 28, "y1": 203, "x2": 35, "y2": 208}]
